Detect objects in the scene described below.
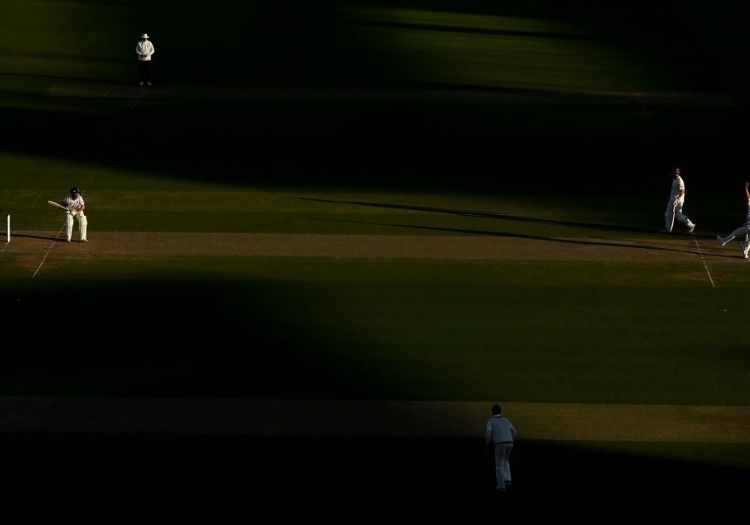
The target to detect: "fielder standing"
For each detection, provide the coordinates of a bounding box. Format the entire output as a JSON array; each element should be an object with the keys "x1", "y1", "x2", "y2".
[
  {"x1": 62, "y1": 187, "x2": 87, "y2": 243},
  {"x1": 664, "y1": 167, "x2": 696, "y2": 233},
  {"x1": 135, "y1": 33, "x2": 155, "y2": 86},
  {"x1": 716, "y1": 182, "x2": 750, "y2": 259},
  {"x1": 485, "y1": 404, "x2": 517, "y2": 492}
]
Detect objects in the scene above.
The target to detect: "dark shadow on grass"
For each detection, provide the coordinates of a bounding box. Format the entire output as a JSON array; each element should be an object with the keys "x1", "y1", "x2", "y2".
[
  {"x1": 1, "y1": 0, "x2": 746, "y2": 195},
  {"x1": 0, "y1": 278, "x2": 385, "y2": 399},
  {"x1": 0, "y1": 433, "x2": 746, "y2": 520},
  {"x1": 2, "y1": 92, "x2": 746, "y2": 198},
  {"x1": 11, "y1": 233, "x2": 65, "y2": 242},
  {"x1": 312, "y1": 216, "x2": 731, "y2": 258},
  {"x1": 300, "y1": 196, "x2": 664, "y2": 234},
  {"x1": 357, "y1": 19, "x2": 598, "y2": 42},
  {"x1": 0, "y1": 70, "x2": 105, "y2": 83}
]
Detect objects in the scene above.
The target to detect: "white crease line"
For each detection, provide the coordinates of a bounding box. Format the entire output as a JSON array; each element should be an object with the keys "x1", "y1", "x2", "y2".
[
  {"x1": 32, "y1": 221, "x2": 66, "y2": 278},
  {"x1": 692, "y1": 234, "x2": 715, "y2": 288}
]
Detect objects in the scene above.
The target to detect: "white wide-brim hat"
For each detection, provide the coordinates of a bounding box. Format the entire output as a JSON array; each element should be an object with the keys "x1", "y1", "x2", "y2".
[{"x1": 140, "y1": 33, "x2": 150, "y2": 39}]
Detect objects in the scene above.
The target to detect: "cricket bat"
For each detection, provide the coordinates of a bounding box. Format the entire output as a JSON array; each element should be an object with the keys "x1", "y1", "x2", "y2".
[{"x1": 47, "y1": 200, "x2": 67, "y2": 211}]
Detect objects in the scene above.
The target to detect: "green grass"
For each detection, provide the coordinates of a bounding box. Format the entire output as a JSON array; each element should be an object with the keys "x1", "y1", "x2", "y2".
[
  {"x1": 2, "y1": 0, "x2": 747, "y2": 490},
  {"x1": 0, "y1": 0, "x2": 133, "y2": 82},
  {"x1": 0, "y1": 0, "x2": 723, "y2": 93},
  {"x1": 1, "y1": 152, "x2": 668, "y2": 234},
  {"x1": 347, "y1": 8, "x2": 660, "y2": 92},
  {"x1": 3, "y1": 249, "x2": 749, "y2": 404},
  {"x1": 3, "y1": 152, "x2": 749, "y2": 404}
]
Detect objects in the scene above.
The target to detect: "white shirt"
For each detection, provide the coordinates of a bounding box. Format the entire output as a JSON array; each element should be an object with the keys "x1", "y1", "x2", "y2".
[
  {"x1": 670, "y1": 176, "x2": 685, "y2": 202},
  {"x1": 136, "y1": 40, "x2": 155, "y2": 61},
  {"x1": 63, "y1": 195, "x2": 85, "y2": 214}
]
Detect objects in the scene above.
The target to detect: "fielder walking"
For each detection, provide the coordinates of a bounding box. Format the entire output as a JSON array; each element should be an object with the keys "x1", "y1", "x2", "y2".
[
  {"x1": 486, "y1": 404, "x2": 517, "y2": 492},
  {"x1": 135, "y1": 33, "x2": 155, "y2": 86},
  {"x1": 62, "y1": 187, "x2": 87, "y2": 243},
  {"x1": 664, "y1": 167, "x2": 696, "y2": 233},
  {"x1": 716, "y1": 182, "x2": 750, "y2": 259}
]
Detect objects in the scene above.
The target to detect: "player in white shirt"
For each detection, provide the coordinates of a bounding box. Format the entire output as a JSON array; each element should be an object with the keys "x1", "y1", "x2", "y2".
[
  {"x1": 716, "y1": 182, "x2": 750, "y2": 259},
  {"x1": 135, "y1": 33, "x2": 155, "y2": 86},
  {"x1": 664, "y1": 167, "x2": 696, "y2": 233},
  {"x1": 62, "y1": 187, "x2": 88, "y2": 243}
]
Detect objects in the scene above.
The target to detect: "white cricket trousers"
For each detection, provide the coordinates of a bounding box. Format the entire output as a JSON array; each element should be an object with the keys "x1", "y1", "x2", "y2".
[
  {"x1": 65, "y1": 212, "x2": 87, "y2": 241},
  {"x1": 664, "y1": 198, "x2": 694, "y2": 232},
  {"x1": 493, "y1": 442, "x2": 513, "y2": 490}
]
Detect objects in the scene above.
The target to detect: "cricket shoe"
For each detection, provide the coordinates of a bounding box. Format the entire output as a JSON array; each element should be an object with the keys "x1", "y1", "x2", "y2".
[
  {"x1": 743, "y1": 242, "x2": 749, "y2": 259},
  {"x1": 688, "y1": 223, "x2": 696, "y2": 233},
  {"x1": 717, "y1": 235, "x2": 730, "y2": 246}
]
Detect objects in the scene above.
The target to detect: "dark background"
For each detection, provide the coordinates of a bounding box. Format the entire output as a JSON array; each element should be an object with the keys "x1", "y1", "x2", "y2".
[{"x1": 2, "y1": 433, "x2": 747, "y2": 521}]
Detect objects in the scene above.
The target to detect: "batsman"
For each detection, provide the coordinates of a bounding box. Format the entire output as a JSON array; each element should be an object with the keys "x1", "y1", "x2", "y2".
[{"x1": 62, "y1": 187, "x2": 88, "y2": 242}]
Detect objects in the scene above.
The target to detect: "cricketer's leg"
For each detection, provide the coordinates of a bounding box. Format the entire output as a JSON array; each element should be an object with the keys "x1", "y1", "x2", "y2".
[
  {"x1": 65, "y1": 214, "x2": 74, "y2": 241},
  {"x1": 719, "y1": 225, "x2": 750, "y2": 246},
  {"x1": 501, "y1": 443, "x2": 513, "y2": 485},
  {"x1": 718, "y1": 234, "x2": 734, "y2": 246},
  {"x1": 674, "y1": 202, "x2": 694, "y2": 229},
  {"x1": 78, "y1": 214, "x2": 88, "y2": 242},
  {"x1": 494, "y1": 444, "x2": 513, "y2": 490},
  {"x1": 664, "y1": 203, "x2": 676, "y2": 232},
  {"x1": 727, "y1": 225, "x2": 750, "y2": 239},
  {"x1": 493, "y1": 445, "x2": 505, "y2": 490}
]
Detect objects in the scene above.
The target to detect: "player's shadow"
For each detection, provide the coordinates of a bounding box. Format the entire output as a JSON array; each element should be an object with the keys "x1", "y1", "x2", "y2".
[
  {"x1": 299, "y1": 197, "x2": 657, "y2": 234},
  {"x1": 11, "y1": 233, "x2": 65, "y2": 242},
  {"x1": 314, "y1": 217, "x2": 711, "y2": 256},
  {"x1": 301, "y1": 198, "x2": 731, "y2": 257}
]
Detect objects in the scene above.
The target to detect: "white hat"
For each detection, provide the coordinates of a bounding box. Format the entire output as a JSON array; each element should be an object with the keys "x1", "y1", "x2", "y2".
[{"x1": 140, "y1": 33, "x2": 150, "y2": 39}]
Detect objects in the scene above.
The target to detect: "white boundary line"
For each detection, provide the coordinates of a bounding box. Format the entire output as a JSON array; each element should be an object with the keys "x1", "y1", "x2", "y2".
[
  {"x1": 691, "y1": 234, "x2": 716, "y2": 288},
  {"x1": 32, "y1": 221, "x2": 66, "y2": 278}
]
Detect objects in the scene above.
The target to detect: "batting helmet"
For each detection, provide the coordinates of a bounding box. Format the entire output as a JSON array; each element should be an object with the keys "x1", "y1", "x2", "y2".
[{"x1": 70, "y1": 187, "x2": 81, "y2": 195}]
